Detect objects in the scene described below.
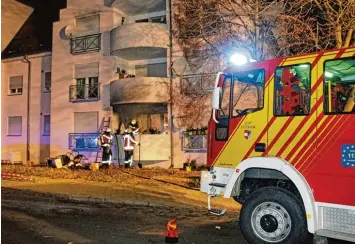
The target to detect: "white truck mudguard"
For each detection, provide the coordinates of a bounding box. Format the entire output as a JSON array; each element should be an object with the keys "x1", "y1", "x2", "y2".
[{"x1": 201, "y1": 157, "x2": 318, "y2": 233}]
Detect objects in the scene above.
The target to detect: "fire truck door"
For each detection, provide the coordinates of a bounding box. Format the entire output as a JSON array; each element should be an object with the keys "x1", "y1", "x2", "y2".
[
  {"x1": 306, "y1": 53, "x2": 355, "y2": 206},
  {"x1": 210, "y1": 69, "x2": 269, "y2": 167}
]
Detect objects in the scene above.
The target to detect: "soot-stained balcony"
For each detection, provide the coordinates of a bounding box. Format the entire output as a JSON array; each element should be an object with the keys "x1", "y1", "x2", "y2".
[
  {"x1": 110, "y1": 77, "x2": 168, "y2": 105},
  {"x1": 110, "y1": 23, "x2": 168, "y2": 60}
]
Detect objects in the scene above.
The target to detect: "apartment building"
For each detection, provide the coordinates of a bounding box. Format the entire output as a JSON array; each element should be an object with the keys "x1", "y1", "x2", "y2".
[
  {"x1": 1, "y1": 53, "x2": 52, "y2": 164},
  {"x1": 1, "y1": 0, "x2": 208, "y2": 168}
]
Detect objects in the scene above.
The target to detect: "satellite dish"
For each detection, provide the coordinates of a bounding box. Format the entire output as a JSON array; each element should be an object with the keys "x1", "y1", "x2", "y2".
[
  {"x1": 59, "y1": 25, "x2": 74, "y2": 40},
  {"x1": 64, "y1": 25, "x2": 74, "y2": 38}
]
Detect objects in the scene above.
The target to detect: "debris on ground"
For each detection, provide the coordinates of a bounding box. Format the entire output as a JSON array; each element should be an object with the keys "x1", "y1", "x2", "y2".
[{"x1": 1, "y1": 165, "x2": 201, "y2": 188}]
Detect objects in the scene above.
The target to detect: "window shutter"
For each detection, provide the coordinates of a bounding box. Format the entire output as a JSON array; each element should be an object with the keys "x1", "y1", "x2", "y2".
[
  {"x1": 75, "y1": 62, "x2": 99, "y2": 78},
  {"x1": 9, "y1": 76, "x2": 23, "y2": 89},
  {"x1": 8, "y1": 116, "x2": 22, "y2": 135},
  {"x1": 75, "y1": 14, "x2": 100, "y2": 36},
  {"x1": 74, "y1": 112, "x2": 98, "y2": 133}
]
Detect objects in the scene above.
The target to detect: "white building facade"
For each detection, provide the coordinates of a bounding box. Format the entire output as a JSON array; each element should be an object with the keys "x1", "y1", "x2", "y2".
[{"x1": 1, "y1": 0, "x2": 208, "y2": 168}]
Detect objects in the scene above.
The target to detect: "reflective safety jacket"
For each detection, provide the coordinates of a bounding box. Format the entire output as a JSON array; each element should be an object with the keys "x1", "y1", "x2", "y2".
[
  {"x1": 123, "y1": 134, "x2": 138, "y2": 151},
  {"x1": 100, "y1": 133, "x2": 113, "y2": 147}
]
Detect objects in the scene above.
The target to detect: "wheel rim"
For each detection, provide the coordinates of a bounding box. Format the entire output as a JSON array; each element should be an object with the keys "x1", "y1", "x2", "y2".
[{"x1": 251, "y1": 201, "x2": 292, "y2": 243}]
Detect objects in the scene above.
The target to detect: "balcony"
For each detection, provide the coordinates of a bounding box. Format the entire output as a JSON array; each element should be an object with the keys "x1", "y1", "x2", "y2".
[
  {"x1": 110, "y1": 23, "x2": 168, "y2": 60},
  {"x1": 110, "y1": 77, "x2": 168, "y2": 105},
  {"x1": 69, "y1": 83, "x2": 100, "y2": 103},
  {"x1": 107, "y1": 0, "x2": 166, "y2": 15},
  {"x1": 181, "y1": 73, "x2": 216, "y2": 96},
  {"x1": 70, "y1": 34, "x2": 101, "y2": 55},
  {"x1": 69, "y1": 133, "x2": 100, "y2": 152},
  {"x1": 133, "y1": 134, "x2": 170, "y2": 161},
  {"x1": 182, "y1": 132, "x2": 207, "y2": 152}
]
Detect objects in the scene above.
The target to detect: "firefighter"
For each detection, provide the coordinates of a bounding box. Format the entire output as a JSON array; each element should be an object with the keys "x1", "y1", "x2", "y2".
[
  {"x1": 128, "y1": 119, "x2": 139, "y2": 135},
  {"x1": 99, "y1": 128, "x2": 114, "y2": 169},
  {"x1": 123, "y1": 128, "x2": 139, "y2": 168}
]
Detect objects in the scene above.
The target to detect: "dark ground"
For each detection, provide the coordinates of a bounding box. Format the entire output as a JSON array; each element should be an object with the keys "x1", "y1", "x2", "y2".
[{"x1": 1, "y1": 187, "x2": 351, "y2": 244}]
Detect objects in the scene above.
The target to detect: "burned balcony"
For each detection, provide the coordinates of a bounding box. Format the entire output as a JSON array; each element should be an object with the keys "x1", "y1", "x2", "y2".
[
  {"x1": 69, "y1": 83, "x2": 100, "y2": 102},
  {"x1": 70, "y1": 34, "x2": 101, "y2": 55}
]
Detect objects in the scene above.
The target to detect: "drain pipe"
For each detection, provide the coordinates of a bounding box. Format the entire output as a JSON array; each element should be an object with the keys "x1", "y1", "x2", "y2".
[
  {"x1": 22, "y1": 55, "x2": 31, "y2": 162},
  {"x1": 168, "y1": 0, "x2": 174, "y2": 168}
]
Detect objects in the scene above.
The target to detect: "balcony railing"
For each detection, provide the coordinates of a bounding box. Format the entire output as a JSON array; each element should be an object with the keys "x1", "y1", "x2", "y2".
[
  {"x1": 70, "y1": 34, "x2": 101, "y2": 55},
  {"x1": 69, "y1": 133, "x2": 100, "y2": 152},
  {"x1": 69, "y1": 83, "x2": 100, "y2": 102},
  {"x1": 181, "y1": 73, "x2": 216, "y2": 96},
  {"x1": 182, "y1": 132, "x2": 207, "y2": 152}
]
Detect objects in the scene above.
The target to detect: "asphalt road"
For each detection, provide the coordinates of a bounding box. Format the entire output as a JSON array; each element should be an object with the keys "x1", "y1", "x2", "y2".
[{"x1": 1, "y1": 187, "x2": 351, "y2": 244}]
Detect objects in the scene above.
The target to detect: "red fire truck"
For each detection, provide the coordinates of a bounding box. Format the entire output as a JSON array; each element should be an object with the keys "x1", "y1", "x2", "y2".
[{"x1": 200, "y1": 47, "x2": 355, "y2": 243}]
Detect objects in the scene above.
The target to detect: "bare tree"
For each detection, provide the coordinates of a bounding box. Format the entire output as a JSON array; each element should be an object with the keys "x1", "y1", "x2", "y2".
[
  {"x1": 174, "y1": 0, "x2": 289, "y2": 62},
  {"x1": 171, "y1": 0, "x2": 355, "y2": 129},
  {"x1": 286, "y1": 0, "x2": 355, "y2": 50},
  {"x1": 174, "y1": 0, "x2": 355, "y2": 62}
]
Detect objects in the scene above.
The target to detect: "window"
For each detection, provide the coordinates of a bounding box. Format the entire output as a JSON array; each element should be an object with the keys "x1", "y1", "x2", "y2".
[
  {"x1": 72, "y1": 62, "x2": 99, "y2": 101},
  {"x1": 136, "y1": 113, "x2": 168, "y2": 134},
  {"x1": 218, "y1": 77, "x2": 231, "y2": 118},
  {"x1": 76, "y1": 78, "x2": 86, "y2": 99},
  {"x1": 232, "y1": 70, "x2": 265, "y2": 117},
  {"x1": 151, "y1": 16, "x2": 166, "y2": 24},
  {"x1": 44, "y1": 72, "x2": 51, "y2": 92},
  {"x1": 324, "y1": 58, "x2": 355, "y2": 114},
  {"x1": 274, "y1": 64, "x2": 311, "y2": 116},
  {"x1": 43, "y1": 115, "x2": 50, "y2": 135},
  {"x1": 8, "y1": 116, "x2": 22, "y2": 136},
  {"x1": 9, "y1": 76, "x2": 23, "y2": 95},
  {"x1": 88, "y1": 77, "x2": 99, "y2": 98}
]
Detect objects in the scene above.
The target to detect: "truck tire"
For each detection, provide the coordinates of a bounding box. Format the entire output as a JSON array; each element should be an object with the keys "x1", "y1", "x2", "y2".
[{"x1": 240, "y1": 187, "x2": 307, "y2": 244}]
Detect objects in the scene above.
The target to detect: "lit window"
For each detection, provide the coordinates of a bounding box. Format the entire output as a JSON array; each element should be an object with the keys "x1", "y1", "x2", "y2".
[
  {"x1": 274, "y1": 64, "x2": 311, "y2": 116},
  {"x1": 324, "y1": 58, "x2": 355, "y2": 114}
]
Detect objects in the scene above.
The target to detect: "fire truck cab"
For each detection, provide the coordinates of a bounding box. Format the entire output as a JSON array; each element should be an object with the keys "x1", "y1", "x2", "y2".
[{"x1": 200, "y1": 47, "x2": 355, "y2": 243}]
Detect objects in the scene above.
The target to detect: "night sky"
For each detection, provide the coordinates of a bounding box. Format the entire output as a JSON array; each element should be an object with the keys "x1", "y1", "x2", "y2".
[{"x1": 2, "y1": 0, "x2": 67, "y2": 58}]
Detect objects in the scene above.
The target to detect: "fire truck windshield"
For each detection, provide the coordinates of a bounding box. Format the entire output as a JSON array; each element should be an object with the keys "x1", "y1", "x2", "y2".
[{"x1": 231, "y1": 69, "x2": 265, "y2": 117}]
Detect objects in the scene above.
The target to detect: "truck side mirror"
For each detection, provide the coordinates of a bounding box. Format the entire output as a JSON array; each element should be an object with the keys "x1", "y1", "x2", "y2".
[{"x1": 212, "y1": 87, "x2": 222, "y2": 110}]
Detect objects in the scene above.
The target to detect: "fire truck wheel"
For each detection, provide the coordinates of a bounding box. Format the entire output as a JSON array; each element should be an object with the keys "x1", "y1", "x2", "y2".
[{"x1": 239, "y1": 187, "x2": 307, "y2": 244}]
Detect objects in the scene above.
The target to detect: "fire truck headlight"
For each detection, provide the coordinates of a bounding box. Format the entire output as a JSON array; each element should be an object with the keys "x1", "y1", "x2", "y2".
[{"x1": 230, "y1": 53, "x2": 248, "y2": 66}]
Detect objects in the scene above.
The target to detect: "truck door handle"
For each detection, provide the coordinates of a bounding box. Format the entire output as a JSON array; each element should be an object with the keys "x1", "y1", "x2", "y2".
[{"x1": 255, "y1": 143, "x2": 266, "y2": 152}]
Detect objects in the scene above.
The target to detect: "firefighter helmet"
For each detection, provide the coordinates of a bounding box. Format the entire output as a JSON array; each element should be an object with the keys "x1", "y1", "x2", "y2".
[{"x1": 130, "y1": 119, "x2": 137, "y2": 125}]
